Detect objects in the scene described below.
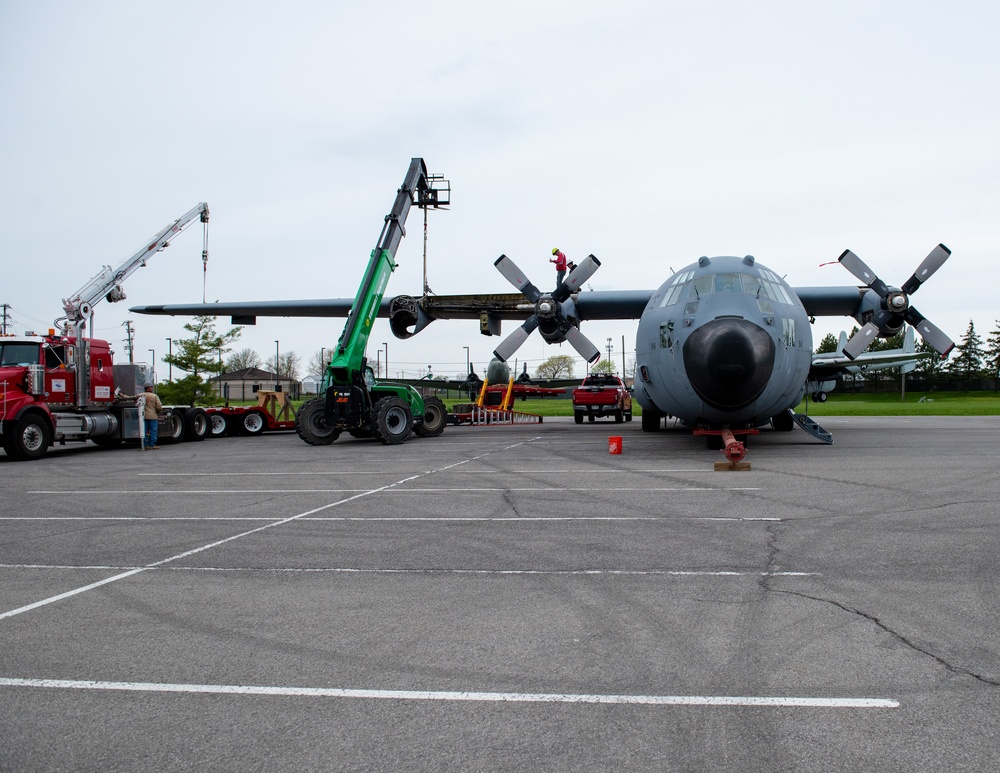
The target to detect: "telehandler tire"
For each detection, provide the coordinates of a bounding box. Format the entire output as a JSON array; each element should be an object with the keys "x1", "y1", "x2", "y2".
[
  {"x1": 414, "y1": 396, "x2": 447, "y2": 438},
  {"x1": 295, "y1": 397, "x2": 341, "y2": 446}
]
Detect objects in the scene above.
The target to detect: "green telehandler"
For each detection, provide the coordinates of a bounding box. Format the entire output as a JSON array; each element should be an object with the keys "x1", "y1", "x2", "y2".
[{"x1": 295, "y1": 158, "x2": 449, "y2": 446}]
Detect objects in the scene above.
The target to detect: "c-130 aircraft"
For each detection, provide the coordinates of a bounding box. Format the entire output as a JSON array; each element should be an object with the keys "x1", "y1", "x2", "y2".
[{"x1": 131, "y1": 166, "x2": 955, "y2": 460}]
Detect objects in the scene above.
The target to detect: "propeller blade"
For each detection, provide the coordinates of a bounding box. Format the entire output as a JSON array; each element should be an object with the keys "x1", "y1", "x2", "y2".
[
  {"x1": 494, "y1": 255, "x2": 541, "y2": 303},
  {"x1": 838, "y1": 250, "x2": 889, "y2": 297},
  {"x1": 901, "y1": 243, "x2": 951, "y2": 295},
  {"x1": 555, "y1": 254, "x2": 601, "y2": 300},
  {"x1": 493, "y1": 316, "x2": 540, "y2": 362},
  {"x1": 905, "y1": 307, "x2": 956, "y2": 357},
  {"x1": 564, "y1": 326, "x2": 602, "y2": 364},
  {"x1": 841, "y1": 321, "x2": 880, "y2": 360}
]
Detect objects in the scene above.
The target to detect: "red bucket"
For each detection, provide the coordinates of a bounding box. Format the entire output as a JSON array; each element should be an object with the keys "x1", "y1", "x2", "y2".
[{"x1": 609, "y1": 436, "x2": 623, "y2": 455}]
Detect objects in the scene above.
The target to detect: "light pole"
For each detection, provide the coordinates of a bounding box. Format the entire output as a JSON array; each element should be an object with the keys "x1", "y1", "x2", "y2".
[
  {"x1": 320, "y1": 347, "x2": 326, "y2": 374},
  {"x1": 148, "y1": 348, "x2": 155, "y2": 383},
  {"x1": 165, "y1": 338, "x2": 173, "y2": 381},
  {"x1": 463, "y1": 346, "x2": 470, "y2": 376},
  {"x1": 376, "y1": 349, "x2": 381, "y2": 378},
  {"x1": 382, "y1": 341, "x2": 388, "y2": 379},
  {"x1": 274, "y1": 340, "x2": 280, "y2": 391}
]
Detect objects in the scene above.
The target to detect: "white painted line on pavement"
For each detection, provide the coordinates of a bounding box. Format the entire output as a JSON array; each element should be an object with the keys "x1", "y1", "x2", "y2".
[
  {"x1": 0, "y1": 678, "x2": 898, "y2": 708},
  {"x1": 0, "y1": 563, "x2": 818, "y2": 577}
]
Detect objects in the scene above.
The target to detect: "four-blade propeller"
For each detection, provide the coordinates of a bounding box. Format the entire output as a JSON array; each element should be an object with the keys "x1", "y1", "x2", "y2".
[
  {"x1": 838, "y1": 244, "x2": 955, "y2": 360},
  {"x1": 492, "y1": 254, "x2": 603, "y2": 364}
]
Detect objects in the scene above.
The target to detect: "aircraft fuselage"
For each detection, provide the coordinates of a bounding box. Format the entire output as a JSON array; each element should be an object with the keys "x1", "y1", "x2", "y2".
[{"x1": 634, "y1": 255, "x2": 811, "y2": 429}]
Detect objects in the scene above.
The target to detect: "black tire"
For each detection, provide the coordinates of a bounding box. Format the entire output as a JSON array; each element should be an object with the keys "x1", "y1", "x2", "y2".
[
  {"x1": 625, "y1": 410, "x2": 632, "y2": 422},
  {"x1": 208, "y1": 413, "x2": 229, "y2": 437},
  {"x1": 770, "y1": 410, "x2": 794, "y2": 432},
  {"x1": 370, "y1": 396, "x2": 413, "y2": 445},
  {"x1": 295, "y1": 397, "x2": 340, "y2": 446},
  {"x1": 2, "y1": 413, "x2": 51, "y2": 460},
  {"x1": 240, "y1": 410, "x2": 266, "y2": 436},
  {"x1": 184, "y1": 408, "x2": 208, "y2": 441},
  {"x1": 614, "y1": 409, "x2": 624, "y2": 423},
  {"x1": 587, "y1": 414, "x2": 595, "y2": 423},
  {"x1": 574, "y1": 411, "x2": 583, "y2": 425},
  {"x1": 160, "y1": 411, "x2": 185, "y2": 444},
  {"x1": 414, "y1": 396, "x2": 447, "y2": 438},
  {"x1": 641, "y1": 409, "x2": 662, "y2": 432}
]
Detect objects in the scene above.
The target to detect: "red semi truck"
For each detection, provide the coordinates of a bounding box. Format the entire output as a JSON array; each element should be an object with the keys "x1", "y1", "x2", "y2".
[
  {"x1": 0, "y1": 331, "x2": 210, "y2": 460},
  {"x1": 1, "y1": 203, "x2": 213, "y2": 461}
]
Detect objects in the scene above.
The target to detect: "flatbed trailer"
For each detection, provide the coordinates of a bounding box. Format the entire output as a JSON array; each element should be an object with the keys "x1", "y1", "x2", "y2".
[{"x1": 203, "y1": 391, "x2": 296, "y2": 436}]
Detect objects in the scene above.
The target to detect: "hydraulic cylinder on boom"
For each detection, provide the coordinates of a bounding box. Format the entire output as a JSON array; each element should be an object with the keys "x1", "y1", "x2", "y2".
[{"x1": 295, "y1": 158, "x2": 450, "y2": 446}]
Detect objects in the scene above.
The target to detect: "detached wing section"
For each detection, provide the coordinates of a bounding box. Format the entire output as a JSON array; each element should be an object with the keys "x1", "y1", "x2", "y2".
[
  {"x1": 131, "y1": 289, "x2": 653, "y2": 333},
  {"x1": 131, "y1": 299, "x2": 360, "y2": 325}
]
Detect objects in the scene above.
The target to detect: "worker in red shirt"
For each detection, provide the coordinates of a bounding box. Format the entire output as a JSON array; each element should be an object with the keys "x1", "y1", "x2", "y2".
[{"x1": 550, "y1": 248, "x2": 568, "y2": 286}]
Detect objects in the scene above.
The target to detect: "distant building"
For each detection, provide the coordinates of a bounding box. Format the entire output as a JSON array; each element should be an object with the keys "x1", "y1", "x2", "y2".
[
  {"x1": 207, "y1": 367, "x2": 300, "y2": 401},
  {"x1": 301, "y1": 373, "x2": 323, "y2": 394}
]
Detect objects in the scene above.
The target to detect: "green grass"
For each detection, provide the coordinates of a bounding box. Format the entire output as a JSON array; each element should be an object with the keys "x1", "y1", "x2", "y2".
[
  {"x1": 792, "y1": 391, "x2": 1000, "y2": 416},
  {"x1": 445, "y1": 392, "x2": 1000, "y2": 417}
]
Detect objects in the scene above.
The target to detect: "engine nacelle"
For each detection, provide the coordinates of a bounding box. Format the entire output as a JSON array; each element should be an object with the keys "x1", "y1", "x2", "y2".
[{"x1": 389, "y1": 296, "x2": 434, "y2": 339}]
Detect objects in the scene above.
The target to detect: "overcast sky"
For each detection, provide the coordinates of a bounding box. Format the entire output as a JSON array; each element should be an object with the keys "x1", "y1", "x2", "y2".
[{"x1": 2, "y1": 1, "x2": 996, "y2": 381}]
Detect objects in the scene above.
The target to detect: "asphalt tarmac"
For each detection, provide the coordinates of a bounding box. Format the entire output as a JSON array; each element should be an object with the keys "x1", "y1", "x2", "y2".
[{"x1": 1, "y1": 416, "x2": 998, "y2": 772}]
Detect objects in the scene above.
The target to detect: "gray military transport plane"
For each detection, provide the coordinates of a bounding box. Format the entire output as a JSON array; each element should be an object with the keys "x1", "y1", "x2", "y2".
[{"x1": 132, "y1": 243, "x2": 955, "y2": 461}]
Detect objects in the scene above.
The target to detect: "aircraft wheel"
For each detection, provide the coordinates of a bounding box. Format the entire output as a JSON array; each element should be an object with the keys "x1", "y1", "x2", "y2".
[
  {"x1": 295, "y1": 397, "x2": 340, "y2": 446},
  {"x1": 371, "y1": 397, "x2": 413, "y2": 445},
  {"x1": 770, "y1": 411, "x2": 794, "y2": 432},
  {"x1": 641, "y1": 410, "x2": 662, "y2": 432},
  {"x1": 817, "y1": 391, "x2": 828, "y2": 403},
  {"x1": 574, "y1": 411, "x2": 584, "y2": 425},
  {"x1": 414, "y1": 396, "x2": 447, "y2": 437},
  {"x1": 2, "y1": 413, "x2": 51, "y2": 460}
]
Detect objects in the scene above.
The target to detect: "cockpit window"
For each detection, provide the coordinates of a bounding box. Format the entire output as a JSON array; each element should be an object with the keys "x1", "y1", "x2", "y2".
[
  {"x1": 661, "y1": 269, "x2": 795, "y2": 307},
  {"x1": 0, "y1": 343, "x2": 39, "y2": 367}
]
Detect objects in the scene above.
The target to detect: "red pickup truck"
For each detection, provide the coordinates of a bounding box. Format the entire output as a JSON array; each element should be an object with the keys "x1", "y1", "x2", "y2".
[{"x1": 572, "y1": 373, "x2": 632, "y2": 424}]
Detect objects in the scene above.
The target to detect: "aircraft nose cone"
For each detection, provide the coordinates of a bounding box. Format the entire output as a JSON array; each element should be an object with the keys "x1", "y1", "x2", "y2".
[{"x1": 683, "y1": 318, "x2": 775, "y2": 410}]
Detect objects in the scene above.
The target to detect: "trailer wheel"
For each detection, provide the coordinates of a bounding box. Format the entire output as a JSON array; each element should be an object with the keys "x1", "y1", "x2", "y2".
[
  {"x1": 295, "y1": 397, "x2": 340, "y2": 445},
  {"x1": 241, "y1": 410, "x2": 266, "y2": 436},
  {"x1": 208, "y1": 413, "x2": 229, "y2": 437},
  {"x1": 371, "y1": 396, "x2": 413, "y2": 445},
  {"x1": 161, "y1": 410, "x2": 185, "y2": 444},
  {"x1": 184, "y1": 408, "x2": 209, "y2": 441},
  {"x1": 414, "y1": 396, "x2": 447, "y2": 438},
  {"x1": 2, "y1": 413, "x2": 51, "y2": 460}
]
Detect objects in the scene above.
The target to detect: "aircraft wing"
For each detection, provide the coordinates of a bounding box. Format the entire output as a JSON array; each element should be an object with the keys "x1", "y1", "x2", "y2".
[
  {"x1": 130, "y1": 290, "x2": 654, "y2": 324},
  {"x1": 810, "y1": 349, "x2": 930, "y2": 373}
]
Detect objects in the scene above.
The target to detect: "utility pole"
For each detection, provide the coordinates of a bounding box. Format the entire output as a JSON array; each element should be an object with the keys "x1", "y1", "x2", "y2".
[
  {"x1": 0, "y1": 303, "x2": 11, "y2": 335},
  {"x1": 122, "y1": 320, "x2": 135, "y2": 363}
]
